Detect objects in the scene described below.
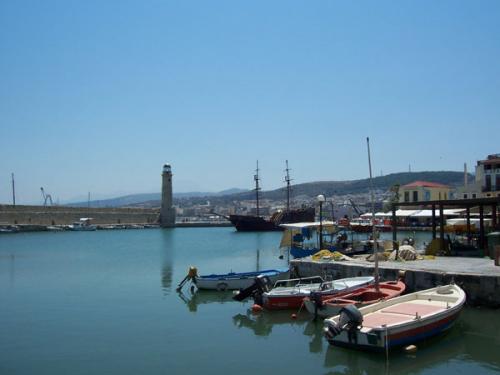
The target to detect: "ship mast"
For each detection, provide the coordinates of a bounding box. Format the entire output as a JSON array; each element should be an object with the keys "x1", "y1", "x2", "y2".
[
  {"x1": 254, "y1": 160, "x2": 261, "y2": 217},
  {"x1": 285, "y1": 160, "x2": 291, "y2": 212},
  {"x1": 367, "y1": 137, "x2": 379, "y2": 292}
]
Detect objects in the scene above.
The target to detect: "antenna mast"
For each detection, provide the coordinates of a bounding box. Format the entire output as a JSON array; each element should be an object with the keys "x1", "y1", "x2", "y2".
[
  {"x1": 254, "y1": 161, "x2": 261, "y2": 217},
  {"x1": 11, "y1": 173, "x2": 16, "y2": 206},
  {"x1": 285, "y1": 160, "x2": 291, "y2": 212}
]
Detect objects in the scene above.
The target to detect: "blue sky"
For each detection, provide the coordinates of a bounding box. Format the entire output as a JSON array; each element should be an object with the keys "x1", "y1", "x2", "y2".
[{"x1": 1, "y1": 1, "x2": 499, "y2": 204}]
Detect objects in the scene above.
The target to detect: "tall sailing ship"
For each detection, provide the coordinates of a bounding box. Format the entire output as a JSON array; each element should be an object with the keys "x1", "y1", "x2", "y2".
[{"x1": 228, "y1": 161, "x2": 315, "y2": 231}]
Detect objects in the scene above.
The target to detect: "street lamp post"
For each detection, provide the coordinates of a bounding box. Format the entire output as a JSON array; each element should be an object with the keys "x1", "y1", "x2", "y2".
[{"x1": 317, "y1": 194, "x2": 326, "y2": 250}]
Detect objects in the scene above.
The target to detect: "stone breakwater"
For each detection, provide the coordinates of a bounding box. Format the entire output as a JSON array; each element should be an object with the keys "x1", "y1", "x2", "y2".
[
  {"x1": 291, "y1": 256, "x2": 500, "y2": 307},
  {"x1": 0, "y1": 204, "x2": 159, "y2": 226}
]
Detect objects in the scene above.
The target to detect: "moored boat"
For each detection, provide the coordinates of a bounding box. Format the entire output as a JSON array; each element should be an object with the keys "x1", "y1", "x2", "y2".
[
  {"x1": 261, "y1": 276, "x2": 375, "y2": 310},
  {"x1": 304, "y1": 280, "x2": 406, "y2": 318},
  {"x1": 229, "y1": 161, "x2": 315, "y2": 232},
  {"x1": 349, "y1": 217, "x2": 392, "y2": 233},
  {"x1": 68, "y1": 218, "x2": 96, "y2": 231},
  {"x1": 195, "y1": 268, "x2": 290, "y2": 291},
  {"x1": 323, "y1": 284, "x2": 466, "y2": 351},
  {"x1": 280, "y1": 222, "x2": 372, "y2": 258}
]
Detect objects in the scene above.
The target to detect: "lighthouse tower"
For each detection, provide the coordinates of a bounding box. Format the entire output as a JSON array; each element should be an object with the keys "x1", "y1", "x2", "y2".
[{"x1": 160, "y1": 164, "x2": 176, "y2": 227}]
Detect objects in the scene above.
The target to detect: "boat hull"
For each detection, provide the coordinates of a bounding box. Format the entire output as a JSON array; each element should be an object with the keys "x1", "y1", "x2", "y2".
[
  {"x1": 195, "y1": 269, "x2": 289, "y2": 290},
  {"x1": 327, "y1": 310, "x2": 462, "y2": 351},
  {"x1": 263, "y1": 276, "x2": 374, "y2": 310},
  {"x1": 229, "y1": 215, "x2": 280, "y2": 231},
  {"x1": 229, "y1": 208, "x2": 315, "y2": 232},
  {"x1": 69, "y1": 226, "x2": 97, "y2": 231}
]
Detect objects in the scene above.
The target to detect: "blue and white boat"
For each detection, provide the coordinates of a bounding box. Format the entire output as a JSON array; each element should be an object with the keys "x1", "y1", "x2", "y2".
[
  {"x1": 195, "y1": 268, "x2": 290, "y2": 291},
  {"x1": 280, "y1": 222, "x2": 372, "y2": 258}
]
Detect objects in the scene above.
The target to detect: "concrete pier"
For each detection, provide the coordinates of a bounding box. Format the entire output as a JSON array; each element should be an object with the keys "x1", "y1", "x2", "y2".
[
  {"x1": 291, "y1": 256, "x2": 500, "y2": 307},
  {"x1": 0, "y1": 204, "x2": 159, "y2": 226}
]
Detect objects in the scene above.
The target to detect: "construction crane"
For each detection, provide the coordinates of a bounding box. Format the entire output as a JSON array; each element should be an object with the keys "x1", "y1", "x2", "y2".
[
  {"x1": 40, "y1": 187, "x2": 54, "y2": 206},
  {"x1": 348, "y1": 198, "x2": 362, "y2": 216}
]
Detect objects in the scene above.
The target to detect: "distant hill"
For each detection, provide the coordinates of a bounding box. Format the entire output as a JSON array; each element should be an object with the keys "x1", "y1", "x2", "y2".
[
  {"x1": 66, "y1": 171, "x2": 470, "y2": 207},
  {"x1": 256, "y1": 171, "x2": 470, "y2": 200},
  {"x1": 182, "y1": 171, "x2": 470, "y2": 205},
  {"x1": 66, "y1": 188, "x2": 248, "y2": 207}
]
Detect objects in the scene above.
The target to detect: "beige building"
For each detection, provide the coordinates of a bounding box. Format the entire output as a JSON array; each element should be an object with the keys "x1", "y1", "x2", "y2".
[
  {"x1": 399, "y1": 181, "x2": 451, "y2": 203},
  {"x1": 456, "y1": 154, "x2": 500, "y2": 199}
]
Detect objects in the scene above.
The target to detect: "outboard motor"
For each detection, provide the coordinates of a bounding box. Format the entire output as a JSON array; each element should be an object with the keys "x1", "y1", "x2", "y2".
[
  {"x1": 255, "y1": 275, "x2": 272, "y2": 293},
  {"x1": 310, "y1": 291, "x2": 324, "y2": 320},
  {"x1": 232, "y1": 275, "x2": 272, "y2": 302},
  {"x1": 324, "y1": 305, "x2": 363, "y2": 339}
]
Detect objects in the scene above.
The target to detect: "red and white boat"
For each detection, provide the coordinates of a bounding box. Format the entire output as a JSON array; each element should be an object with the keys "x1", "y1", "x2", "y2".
[
  {"x1": 261, "y1": 276, "x2": 374, "y2": 310},
  {"x1": 349, "y1": 218, "x2": 391, "y2": 233},
  {"x1": 304, "y1": 280, "x2": 406, "y2": 318},
  {"x1": 324, "y1": 284, "x2": 466, "y2": 351}
]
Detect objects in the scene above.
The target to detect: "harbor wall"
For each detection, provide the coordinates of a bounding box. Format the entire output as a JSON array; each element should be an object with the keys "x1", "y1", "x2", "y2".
[
  {"x1": 290, "y1": 259, "x2": 500, "y2": 307},
  {"x1": 0, "y1": 204, "x2": 159, "y2": 225}
]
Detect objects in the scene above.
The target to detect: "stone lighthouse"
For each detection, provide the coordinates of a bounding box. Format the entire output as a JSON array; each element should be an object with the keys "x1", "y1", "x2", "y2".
[{"x1": 160, "y1": 164, "x2": 176, "y2": 227}]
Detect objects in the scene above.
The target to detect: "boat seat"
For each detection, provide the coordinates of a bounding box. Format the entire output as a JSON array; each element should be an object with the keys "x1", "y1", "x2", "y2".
[
  {"x1": 380, "y1": 302, "x2": 445, "y2": 318},
  {"x1": 362, "y1": 312, "x2": 414, "y2": 328}
]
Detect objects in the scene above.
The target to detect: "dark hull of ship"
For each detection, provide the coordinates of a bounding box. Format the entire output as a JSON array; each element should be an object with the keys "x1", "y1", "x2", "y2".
[
  {"x1": 229, "y1": 208, "x2": 315, "y2": 232},
  {"x1": 350, "y1": 224, "x2": 392, "y2": 233},
  {"x1": 229, "y1": 215, "x2": 280, "y2": 231}
]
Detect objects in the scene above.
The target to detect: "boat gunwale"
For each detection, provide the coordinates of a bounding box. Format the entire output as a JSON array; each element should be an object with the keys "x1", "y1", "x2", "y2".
[{"x1": 197, "y1": 268, "x2": 288, "y2": 281}]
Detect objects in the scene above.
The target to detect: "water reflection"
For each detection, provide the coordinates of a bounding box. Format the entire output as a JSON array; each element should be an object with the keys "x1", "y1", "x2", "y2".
[
  {"x1": 303, "y1": 320, "x2": 325, "y2": 353},
  {"x1": 233, "y1": 310, "x2": 309, "y2": 336},
  {"x1": 233, "y1": 310, "x2": 328, "y2": 353},
  {"x1": 9, "y1": 254, "x2": 15, "y2": 287},
  {"x1": 160, "y1": 229, "x2": 175, "y2": 294},
  {"x1": 162, "y1": 265, "x2": 173, "y2": 294},
  {"x1": 177, "y1": 290, "x2": 237, "y2": 312}
]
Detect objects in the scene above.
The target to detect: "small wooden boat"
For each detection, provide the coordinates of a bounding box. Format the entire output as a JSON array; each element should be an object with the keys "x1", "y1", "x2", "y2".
[
  {"x1": 261, "y1": 276, "x2": 374, "y2": 310},
  {"x1": 304, "y1": 280, "x2": 406, "y2": 318},
  {"x1": 323, "y1": 284, "x2": 466, "y2": 351},
  {"x1": 195, "y1": 268, "x2": 290, "y2": 291}
]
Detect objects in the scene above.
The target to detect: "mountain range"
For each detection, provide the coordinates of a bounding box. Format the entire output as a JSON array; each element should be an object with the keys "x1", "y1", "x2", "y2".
[
  {"x1": 66, "y1": 171, "x2": 471, "y2": 208},
  {"x1": 66, "y1": 188, "x2": 248, "y2": 207}
]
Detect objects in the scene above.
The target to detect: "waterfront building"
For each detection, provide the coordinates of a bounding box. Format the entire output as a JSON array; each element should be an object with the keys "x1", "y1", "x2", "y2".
[
  {"x1": 399, "y1": 181, "x2": 451, "y2": 203},
  {"x1": 456, "y1": 154, "x2": 500, "y2": 199}
]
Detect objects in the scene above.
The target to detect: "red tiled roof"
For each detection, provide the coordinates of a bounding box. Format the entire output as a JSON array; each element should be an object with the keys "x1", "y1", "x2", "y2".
[{"x1": 402, "y1": 181, "x2": 449, "y2": 188}]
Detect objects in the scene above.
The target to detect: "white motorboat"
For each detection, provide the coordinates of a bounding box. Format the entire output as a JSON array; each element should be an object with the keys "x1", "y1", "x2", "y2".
[{"x1": 68, "y1": 218, "x2": 97, "y2": 231}]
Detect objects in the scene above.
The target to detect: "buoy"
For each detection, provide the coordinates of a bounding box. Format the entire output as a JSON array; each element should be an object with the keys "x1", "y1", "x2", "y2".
[
  {"x1": 251, "y1": 304, "x2": 263, "y2": 313},
  {"x1": 404, "y1": 344, "x2": 417, "y2": 353},
  {"x1": 291, "y1": 313, "x2": 297, "y2": 320}
]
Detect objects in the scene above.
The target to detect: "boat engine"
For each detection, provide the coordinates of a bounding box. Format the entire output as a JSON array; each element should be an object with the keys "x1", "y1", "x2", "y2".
[
  {"x1": 324, "y1": 305, "x2": 363, "y2": 339},
  {"x1": 310, "y1": 291, "x2": 324, "y2": 320},
  {"x1": 232, "y1": 275, "x2": 272, "y2": 302}
]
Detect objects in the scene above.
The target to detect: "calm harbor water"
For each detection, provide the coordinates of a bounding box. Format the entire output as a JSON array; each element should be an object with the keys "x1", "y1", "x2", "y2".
[{"x1": 1, "y1": 228, "x2": 499, "y2": 375}]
